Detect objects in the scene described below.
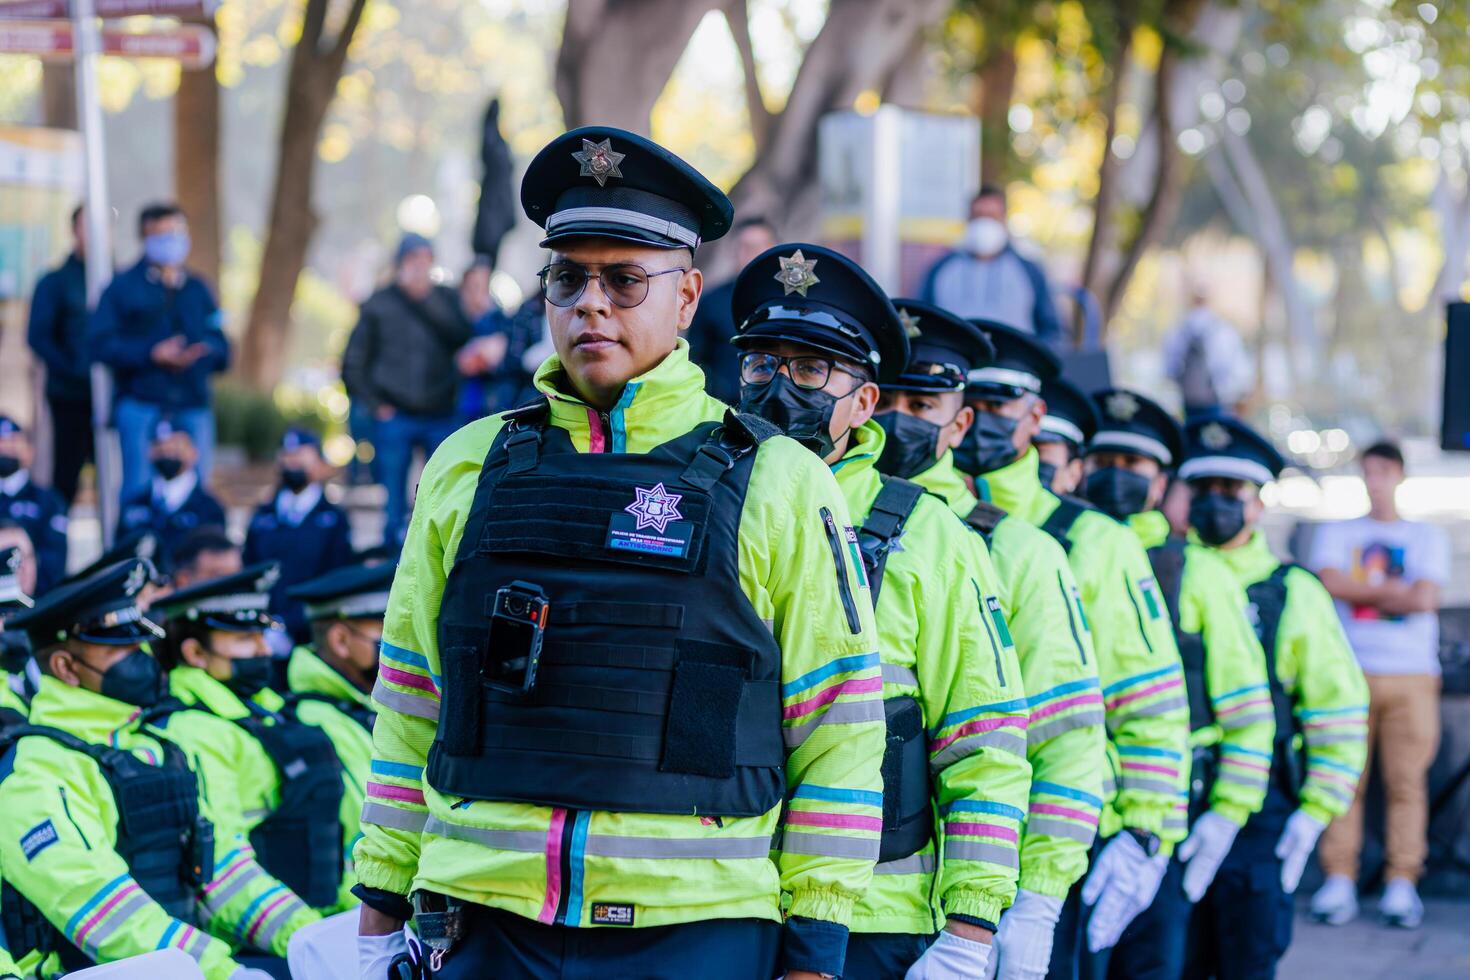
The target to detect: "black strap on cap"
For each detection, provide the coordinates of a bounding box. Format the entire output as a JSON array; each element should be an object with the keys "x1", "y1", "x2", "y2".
[{"x1": 857, "y1": 478, "x2": 926, "y2": 605}]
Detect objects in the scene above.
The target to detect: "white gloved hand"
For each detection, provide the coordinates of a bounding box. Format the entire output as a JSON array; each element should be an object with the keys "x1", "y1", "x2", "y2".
[
  {"x1": 1177, "y1": 810, "x2": 1240, "y2": 902},
  {"x1": 358, "y1": 930, "x2": 411, "y2": 980},
  {"x1": 904, "y1": 928, "x2": 994, "y2": 980},
  {"x1": 1274, "y1": 808, "x2": 1326, "y2": 894},
  {"x1": 229, "y1": 970, "x2": 277, "y2": 980},
  {"x1": 982, "y1": 890, "x2": 1065, "y2": 980},
  {"x1": 1081, "y1": 832, "x2": 1170, "y2": 953}
]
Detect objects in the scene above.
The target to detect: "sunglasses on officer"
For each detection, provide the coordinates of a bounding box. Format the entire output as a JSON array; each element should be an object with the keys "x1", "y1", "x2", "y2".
[{"x1": 539, "y1": 261, "x2": 688, "y2": 309}]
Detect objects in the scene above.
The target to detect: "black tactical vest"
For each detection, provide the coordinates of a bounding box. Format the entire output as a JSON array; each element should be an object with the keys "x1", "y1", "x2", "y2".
[
  {"x1": 963, "y1": 500, "x2": 1008, "y2": 545},
  {"x1": 1039, "y1": 496, "x2": 1096, "y2": 554},
  {"x1": 1245, "y1": 564, "x2": 1306, "y2": 803},
  {"x1": 426, "y1": 406, "x2": 788, "y2": 818},
  {"x1": 281, "y1": 691, "x2": 375, "y2": 733},
  {"x1": 0, "y1": 725, "x2": 213, "y2": 971},
  {"x1": 855, "y1": 476, "x2": 933, "y2": 863}
]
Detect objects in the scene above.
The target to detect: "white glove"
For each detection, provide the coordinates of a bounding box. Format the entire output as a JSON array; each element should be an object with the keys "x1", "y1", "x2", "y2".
[
  {"x1": 1177, "y1": 811, "x2": 1240, "y2": 902},
  {"x1": 229, "y1": 970, "x2": 277, "y2": 980},
  {"x1": 358, "y1": 930, "x2": 411, "y2": 980},
  {"x1": 904, "y1": 928, "x2": 993, "y2": 980},
  {"x1": 1274, "y1": 809, "x2": 1326, "y2": 894},
  {"x1": 982, "y1": 890, "x2": 1065, "y2": 980},
  {"x1": 1081, "y1": 832, "x2": 1170, "y2": 953}
]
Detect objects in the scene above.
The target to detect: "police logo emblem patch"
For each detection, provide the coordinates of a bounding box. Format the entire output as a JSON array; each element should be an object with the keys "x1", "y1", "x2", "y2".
[
  {"x1": 1201, "y1": 423, "x2": 1232, "y2": 450},
  {"x1": 775, "y1": 250, "x2": 820, "y2": 297},
  {"x1": 1106, "y1": 392, "x2": 1140, "y2": 421},
  {"x1": 625, "y1": 483, "x2": 684, "y2": 533},
  {"x1": 124, "y1": 562, "x2": 148, "y2": 596},
  {"x1": 898, "y1": 309, "x2": 922, "y2": 338},
  {"x1": 571, "y1": 137, "x2": 626, "y2": 187},
  {"x1": 608, "y1": 484, "x2": 695, "y2": 558}
]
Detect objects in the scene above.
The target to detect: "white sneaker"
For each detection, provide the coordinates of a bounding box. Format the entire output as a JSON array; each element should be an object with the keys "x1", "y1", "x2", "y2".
[
  {"x1": 1310, "y1": 874, "x2": 1359, "y2": 925},
  {"x1": 1379, "y1": 878, "x2": 1424, "y2": 929}
]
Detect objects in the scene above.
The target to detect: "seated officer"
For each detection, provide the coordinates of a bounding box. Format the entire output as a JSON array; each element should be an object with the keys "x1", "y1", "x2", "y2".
[
  {"x1": 148, "y1": 566, "x2": 350, "y2": 914},
  {"x1": 0, "y1": 416, "x2": 67, "y2": 594},
  {"x1": 118, "y1": 417, "x2": 225, "y2": 566},
  {"x1": 877, "y1": 301, "x2": 1106, "y2": 980},
  {"x1": 1078, "y1": 390, "x2": 1274, "y2": 980},
  {"x1": 171, "y1": 527, "x2": 244, "y2": 592},
  {"x1": 0, "y1": 559, "x2": 313, "y2": 979},
  {"x1": 244, "y1": 429, "x2": 355, "y2": 643},
  {"x1": 1176, "y1": 417, "x2": 1368, "y2": 980},
  {"x1": 733, "y1": 251, "x2": 1030, "y2": 979},
  {"x1": 354, "y1": 128, "x2": 884, "y2": 980},
  {"x1": 1032, "y1": 378, "x2": 1097, "y2": 497}
]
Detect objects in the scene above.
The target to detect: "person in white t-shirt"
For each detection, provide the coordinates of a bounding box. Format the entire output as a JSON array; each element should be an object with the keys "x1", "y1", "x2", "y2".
[{"x1": 1305, "y1": 441, "x2": 1449, "y2": 929}]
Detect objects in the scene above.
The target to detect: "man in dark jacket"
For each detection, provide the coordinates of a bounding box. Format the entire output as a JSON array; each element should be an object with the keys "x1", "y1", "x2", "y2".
[
  {"x1": 683, "y1": 215, "x2": 776, "y2": 404},
  {"x1": 26, "y1": 205, "x2": 94, "y2": 506},
  {"x1": 0, "y1": 417, "x2": 68, "y2": 594},
  {"x1": 341, "y1": 233, "x2": 472, "y2": 544},
  {"x1": 116, "y1": 416, "x2": 226, "y2": 565},
  {"x1": 89, "y1": 202, "x2": 230, "y2": 505}
]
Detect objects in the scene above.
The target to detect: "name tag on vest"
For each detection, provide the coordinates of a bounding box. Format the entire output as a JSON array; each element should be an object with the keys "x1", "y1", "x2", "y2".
[{"x1": 606, "y1": 512, "x2": 694, "y2": 558}]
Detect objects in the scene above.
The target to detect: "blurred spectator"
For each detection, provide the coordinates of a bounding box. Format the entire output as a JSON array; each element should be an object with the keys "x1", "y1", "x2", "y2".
[
  {"x1": 479, "y1": 292, "x2": 551, "y2": 414},
  {"x1": 26, "y1": 204, "x2": 94, "y2": 506},
  {"x1": 90, "y1": 202, "x2": 229, "y2": 504},
  {"x1": 1162, "y1": 284, "x2": 1254, "y2": 420},
  {"x1": 0, "y1": 522, "x2": 38, "y2": 600},
  {"x1": 244, "y1": 428, "x2": 355, "y2": 642},
  {"x1": 919, "y1": 185, "x2": 1060, "y2": 344},
  {"x1": 460, "y1": 256, "x2": 495, "y2": 323},
  {"x1": 686, "y1": 216, "x2": 777, "y2": 404},
  {"x1": 342, "y1": 233, "x2": 472, "y2": 544},
  {"x1": 116, "y1": 417, "x2": 225, "y2": 564},
  {"x1": 170, "y1": 526, "x2": 243, "y2": 591},
  {"x1": 1309, "y1": 441, "x2": 1449, "y2": 929},
  {"x1": 0, "y1": 417, "x2": 67, "y2": 594},
  {"x1": 455, "y1": 258, "x2": 513, "y2": 422}
]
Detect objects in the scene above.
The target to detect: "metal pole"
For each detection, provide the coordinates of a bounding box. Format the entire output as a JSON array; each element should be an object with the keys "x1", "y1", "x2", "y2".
[{"x1": 72, "y1": 0, "x2": 119, "y2": 549}]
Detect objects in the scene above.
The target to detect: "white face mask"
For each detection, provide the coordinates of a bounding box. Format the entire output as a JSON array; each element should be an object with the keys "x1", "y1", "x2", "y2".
[{"x1": 963, "y1": 217, "x2": 1008, "y2": 257}]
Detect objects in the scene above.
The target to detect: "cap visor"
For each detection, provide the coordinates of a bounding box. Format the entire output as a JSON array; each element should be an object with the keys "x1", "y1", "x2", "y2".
[{"x1": 540, "y1": 223, "x2": 687, "y2": 250}]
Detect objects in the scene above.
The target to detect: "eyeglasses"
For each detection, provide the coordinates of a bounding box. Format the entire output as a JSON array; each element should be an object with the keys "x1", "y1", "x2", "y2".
[
  {"x1": 538, "y1": 261, "x2": 687, "y2": 309},
  {"x1": 739, "y1": 351, "x2": 866, "y2": 391}
]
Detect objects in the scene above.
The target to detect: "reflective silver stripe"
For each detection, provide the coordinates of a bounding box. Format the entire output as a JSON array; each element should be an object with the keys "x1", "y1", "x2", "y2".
[
  {"x1": 1100, "y1": 778, "x2": 1117, "y2": 798},
  {"x1": 1311, "y1": 783, "x2": 1354, "y2": 805},
  {"x1": 1216, "y1": 771, "x2": 1267, "y2": 789},
  {"x1": 1220, "y1": 710, "x2": 1276, "y2": 728},
  {"x1": 780, "y1": 830, "x2": 880, "y2": 861},
  {"x1": 967, "y1": 366, "x2": 1041, "y2": 393},
  {"x1": 1305, "y1": 732, "x2": 1364, "y2": 746},
  {"x1": 1091, "y1": 430, "x2": 1173, "y2": 465},
  {"x1": 930, "y1": 731, "x2": 1029, "y2": 771},
  {"x1": 880, "y1": 663, "x2": 919, "y2": 688},
  {"x1": 1024, "y1": 817, "x2": 1098, "y2": 844},
  {"x1": 875, "y1": 852, "x2": 935, "y2": 875},
  {"x1": 183, "y1": 928, "x2": 213, "y2": 961},
  {"x1": 783, "y1": 697, "x2": 886, "y2": 748},
  {"x1": 547, "y1": 206, "x2": 700, "y2": 247},
  {"x1": 242, "y1": 808, "x2": 271, "y2": 823},
  {"x1": 1121, "y1": 777, "x2": 1179, "y2": 796},
  {"x1": 423, "y1": 816, "x2": 544, "y2": 852},
  {"x1": 1116, "y1": 695, "x2": 1189, "y2": 720},
  {"x1": 944, "y1": 840, "x2": 1018, "y2": 868},
  {"x1": 1040, "y1": 416, "x2": 1085, "y2": 445},
  {"x1": 372, "y1": 680, "x2": 440, "y2": 720},
  {"x1": 202, "y1": 865, "x2": 264, "y2": 913},
  {"x1": 761, "y1": 618, "x2": 775, "y2": 634},
  {"x1": 1178, "y1": 456, "x2": 1273, "y2": 486},
  {"x1": 583, "y1": 834, "x2": 771, "y2": 860},
  {"x1": 1027, "y1": 710, "x2": 1106, "y2": 745},
  {"x1": 255, "y1": 896, "x2": 308, "y2": 948},
  {"x1": 82, "y1": 892, "x2": 151, "y2": 951},
  {"x1": 362, "y1": 802, "x2": 428, "y2": 834}
]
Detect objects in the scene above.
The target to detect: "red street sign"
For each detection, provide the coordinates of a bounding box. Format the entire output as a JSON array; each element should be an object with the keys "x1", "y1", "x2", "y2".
[
  {"x1": 0, "y1": 19, "x2": 215, "y2": 66},
  {"x1": 0, "y1": 0, "x2": 218, "y2": 18}
]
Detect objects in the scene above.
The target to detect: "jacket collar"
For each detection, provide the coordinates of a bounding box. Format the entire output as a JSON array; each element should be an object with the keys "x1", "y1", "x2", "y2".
[
  {"x1": 829, "y1": 421, "x2": 884, "y2": 518},
  {"x1": 28, "y1": 674, "x2": 149, "y2": 744},
  {"x1": 982, "y1": 447, "x2": 1050, "y2": 520},
  {"x1": 1204, "y1": 529, "x2": 1279, "y2": 585},
  {"x1": 1127, "y1": 510, "x2": 1172, "y2": 549},
  {"x1": 168, "y1": 665, "x2": 252, "y2": 720},
  {"x1": 287, "y1": 645, "x2": 372, "y2": 708},
  {"x1": 912, "y1": 452, "x2": 976, "y2": 518}
]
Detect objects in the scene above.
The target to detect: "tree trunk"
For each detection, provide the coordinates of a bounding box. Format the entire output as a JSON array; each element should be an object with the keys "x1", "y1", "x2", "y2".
[
  {"x1": 977, "y1": 43, "x2": 1017, "y2": 185},
  {"x1": 1076, "y1": 25, "x2": 1133, "y2": 343},
  {"x1": 175, "y1": 13, "x2": 222, "y2": 284},
  {"x1": 725, "y1": 0, "x2": 773, "y2": 153},
  {"x1": 40, "y1": 62, "x2": 76, "y2": 129}
]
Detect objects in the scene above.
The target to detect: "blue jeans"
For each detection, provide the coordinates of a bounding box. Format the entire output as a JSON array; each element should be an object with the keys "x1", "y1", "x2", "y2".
[
  {"x1": 375, "y1": 411, "x2": 458, "y2": 545},
  {"x1": 114, "y1": 398, "x2": 214, "y2": 504}
]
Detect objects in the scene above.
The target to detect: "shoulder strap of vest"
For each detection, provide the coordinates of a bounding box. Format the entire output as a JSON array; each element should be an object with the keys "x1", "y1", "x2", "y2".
[
  {"x1": 499, "y1": 399, "x2": 551, "y2": 475},
  {"x1": 1040, "y1": 496, "x2": 1093, "y2": 550},
  {"x1": 0, "y1": 721, "x2": 191, "y2": 774},
  {"x1": 723, "y1": 410, "x2": 782, "y2": 447},
  {"x1": 282, "y1": 691, "x2": 373, "y2": 728},
  {"x1": 964, "y1": 500, "x2": 1008, "y2": 539},
  {"x1": 858, "y1": 478, "x2": 927, "y2": 604},
  {"x1": 1147, "y1": 538, "x2": 1189, "y2": 632},
  {"x1": 675, "y1": 411, "x2": 779, "y2": 493}
]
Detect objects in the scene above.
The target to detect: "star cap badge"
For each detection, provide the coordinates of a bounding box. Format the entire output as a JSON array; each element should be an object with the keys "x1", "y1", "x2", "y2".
[
  {"x1": 124, "y1": 562, "x2": 148, "y2": 596},
  {"x1": 571, "y1": 137, "x2": 626, "y2": 187},
  {"x1": 775, "y1": 250, "x2": 820, "y2": 297},
  {"x1": 897, "y1": 309, "x2": 922, "y2": 338},
  {"x1": 625, "y1": 483, "x2": 685, "y2": 534},
  {"x1": 1106, "y1": 392, "x2": 1140, "y2": 421},
  {"x1": 256, "y1": 566, "x2": 281, "y2": 592},
  {"x1": 1200, "y1": 422, "x2": 1232, "y2": 450}
]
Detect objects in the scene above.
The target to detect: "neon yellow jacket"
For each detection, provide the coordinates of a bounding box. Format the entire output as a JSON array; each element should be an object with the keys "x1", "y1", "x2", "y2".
[
  {"x1": 913, "y1": 453, "x2": 1106, "y2": 899},
  {"x1": 0, "y1": 937, "x2": 17, "y2": 979},
  {"x1": 0, "y1": 671, "x2": 26, "y2": 718},
  {"x1": 354, "y1": 343, "x2": 886, "y2": 939},
  {"x1": 1211, "y1": 532, "x2": 1370, "y2": 825},
  {"x1": 1127, "y1": 512, "x2": 1275, "y2": 833},
  {"x1": 0, "y1": 677, "x2": 317, "y2": 980},
  {"x1": 831, "y1": 425, "x2": 1030, "y2": 932},
  {"x1": 984, "y1": 450, "x2": 1190, "y2": 844}
]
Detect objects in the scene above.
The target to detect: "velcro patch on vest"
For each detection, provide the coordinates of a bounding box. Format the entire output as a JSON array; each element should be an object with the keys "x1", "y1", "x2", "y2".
[
  {"x1": 591, "y1": 902, "x2": 635, "y2": 926},
  {"x1": 20, "y1": 819, "x2": 59, "y2": 862}
]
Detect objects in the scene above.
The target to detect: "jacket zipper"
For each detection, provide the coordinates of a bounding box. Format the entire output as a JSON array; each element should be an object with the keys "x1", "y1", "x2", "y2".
[
  {"x1": 972, "y1": 581, "x2": 1007, "y2": 687},
  {"x1": 59, "y1": 787, "x2": 91, "y2": 850},
  {"x1": 596, "y1": 411, "x2": 611, "y2": 453},
  {"x1": 1059, "y1": 574, "x2": 1088, "y2": 665},
  {"x1": 820, "y1": 507, "x2": 862, "y2": 635},
  {"x1": 553, "y1": 808, "x2": 578, "y2": 925}
]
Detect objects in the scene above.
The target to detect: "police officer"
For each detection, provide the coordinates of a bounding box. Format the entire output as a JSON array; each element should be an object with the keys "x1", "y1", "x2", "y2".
[
  {"x1": 118, "y1": 417, "x2": 226, "y2": 565},
  {"x1": 1176, "y1": 417, "x2": 1368, "y2": 979},
  {"x1": 147, "y1": 566, "x2": 351, "y2": 914},
  {"x1": 947, "y1": 323, "x2": 1190, "y2": 972},
  {"x1": 1032, "y1": 378, "x2": 1097, "y2": 497},
  {"x1": 1078, "y1": 390, "x2": 1275, "y2": 979},
  {"x1": 353, "y1": 128, "x2": 885, "y2": 980},
  {"x1": 0, "y1": 559, "x2": 312, "y2": 979},
  {"x1": 243, "y1": 428, "x2": 356, "y2": 643},
  {"x1": 0, "y1": 546, "x2": 32, "y2": 726},
  {"x1": 731, "y1": 252, "x2": 1031, "y2": 979},
  {"x1": 877, "y1": 302, "x2": 1106, "y2": 980},
  {"x1": 0, "y1": 417, "x2": 67, "y2": 595}
]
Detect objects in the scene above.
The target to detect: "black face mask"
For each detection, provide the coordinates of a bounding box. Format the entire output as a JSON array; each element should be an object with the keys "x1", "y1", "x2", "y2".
[
  {"x1": 1036, "y1": 461, "x2": 1059, "y2": 491},
  {"x1": 952, "y1": 411, "x2": 1021, "y2": 476},
  {"x1": 152, "y1": 456, "x2": 185, "y2": 481},
  {"x1": 226, "y1": 654, "x2": 275, "y2": 699},
  {"x1": 0, "y1": 455, "x2": 20, "y2": 479},
  {"x1": 280, "y1": 467, "x2": 310, "y2": 493},
  {"x1": 76, "y1": 647, "x2": 167, "y2": 707},
  {"x1": 1190, "y1": 491, "x2": 1248, "y2": 546},
  {"x1": 873, "y1": 411, "x2": 944, "y2": 480},
  {"x1": 1085, "y1": 466, "x2": 1154, "y2": 521},
  {"x1": 738, "y1": 375, "x2": 851, "y2": 459}
]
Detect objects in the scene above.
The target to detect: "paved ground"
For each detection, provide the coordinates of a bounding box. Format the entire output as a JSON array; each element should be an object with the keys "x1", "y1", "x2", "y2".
[{"x1": 1280, "y1": 898, "x2": 1470, "y2": 979}]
